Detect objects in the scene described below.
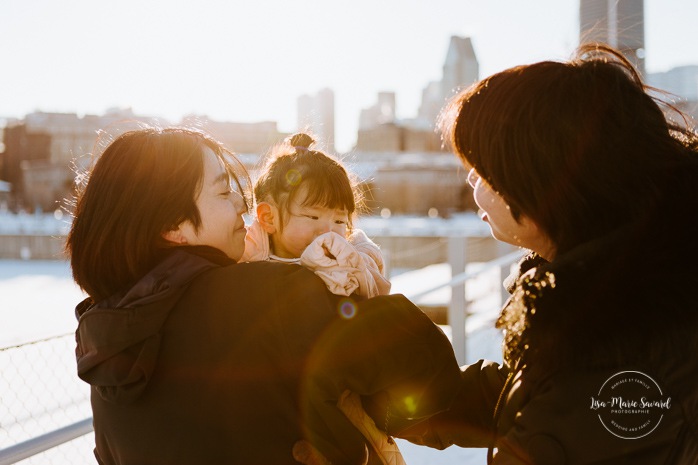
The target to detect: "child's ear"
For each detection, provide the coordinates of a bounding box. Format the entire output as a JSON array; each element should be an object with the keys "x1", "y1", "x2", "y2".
[{"x1": 256, "y1": 202, "x2": 277, "y2": 234}]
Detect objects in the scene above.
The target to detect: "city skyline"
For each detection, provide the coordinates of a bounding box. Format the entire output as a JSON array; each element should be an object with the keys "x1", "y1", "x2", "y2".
[{"x1": 3, "y1": 0, "x2": 698, "y2": 152}]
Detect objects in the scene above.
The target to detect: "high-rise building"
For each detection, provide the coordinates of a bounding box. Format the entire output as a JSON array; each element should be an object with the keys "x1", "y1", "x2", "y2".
[
  {"x1": 354, "y1": 36, "x2": 477, "y2": 152},
  {"x1": 579, "y1": 0, "x2": 645, "y2": 76},
  {"x1": 297, "y1": 88, "x2": 335, "y2": 152},
  {"x1": 359, "y1": 92, "x2": 396, "y2": 130},
  {"x1": 415, "y1": 81, "x2": 443, "y2": 130},
  {"x1": 441, "y1": 36, "x2": 479, "y2": 102},
  {"x1": 416, "y1": 36, "x2": 478, "y2": 129}
]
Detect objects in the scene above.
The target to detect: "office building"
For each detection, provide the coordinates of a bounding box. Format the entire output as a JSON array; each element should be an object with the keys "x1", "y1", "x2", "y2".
[
  {"x1": 297, "y1": 88, "x2": 335, "y2": 152},
  {"x1": 417, "y1": 36, "x2": 478, "y2": 128},
  {"x1": 580, "y1": 0, "x2": 645, "y2": 75}
]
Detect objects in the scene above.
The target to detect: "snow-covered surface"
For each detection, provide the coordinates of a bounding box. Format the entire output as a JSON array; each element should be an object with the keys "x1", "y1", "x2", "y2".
[
  {"x1": 0, "y1": 259, "x2": 506, "y2": 464},
  {"x1": 0, "y1": 260, "x2": 85, "y2": 348}
]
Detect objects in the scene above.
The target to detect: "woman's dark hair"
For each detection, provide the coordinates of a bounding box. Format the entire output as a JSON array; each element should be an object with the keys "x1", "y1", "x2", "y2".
[
  {"x1": 66, "y1": 126, "x2": 250, "y2": 302},
  {"x1": 440, "y1": 43, "x2": 698, "y2": 254},
  {"x1": 254, "y1": 132, "x2": 362, "y2": 231}
]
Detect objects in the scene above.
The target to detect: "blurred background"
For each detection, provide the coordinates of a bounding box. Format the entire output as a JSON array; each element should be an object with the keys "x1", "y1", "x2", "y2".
[{"x1": 2, "y1": 1, "x2": 697, "y2": 463}]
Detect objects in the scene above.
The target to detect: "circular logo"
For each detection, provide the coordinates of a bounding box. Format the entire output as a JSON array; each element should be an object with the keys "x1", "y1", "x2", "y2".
[{"x1": 591, "y1": 371, "x2": 671, "y2": 439}]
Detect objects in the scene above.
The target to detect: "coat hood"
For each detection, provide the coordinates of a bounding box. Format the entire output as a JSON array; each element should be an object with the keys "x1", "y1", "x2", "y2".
[{"x1": 75, "y1": 246, "x2": 233, "y2": 404}]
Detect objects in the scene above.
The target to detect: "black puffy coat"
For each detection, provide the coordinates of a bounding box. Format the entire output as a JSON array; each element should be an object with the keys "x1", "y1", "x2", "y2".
[
  {"x1": 75, "y1": 246, "x2": 462, "y2": 465},
  {"x1": 379, "y1": 181, "x2": 698, "y2": 464}
]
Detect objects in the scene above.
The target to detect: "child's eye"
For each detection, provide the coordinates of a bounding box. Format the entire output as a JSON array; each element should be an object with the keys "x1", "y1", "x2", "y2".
[
  {"x1": 304, "y1": 215, "x2": 319, "y2": 220},
  {"x1": 334, "y1": 219, "x2": 347, "y2": 225}
]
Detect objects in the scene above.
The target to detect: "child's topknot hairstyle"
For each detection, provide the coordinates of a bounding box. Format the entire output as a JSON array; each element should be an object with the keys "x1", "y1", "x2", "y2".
[
  {"x1": 289, "y1": 132, "x2": 314, "y2": 153},
  {"x1": 254, "y1": 132, "x2": 363, "y2": 230}
]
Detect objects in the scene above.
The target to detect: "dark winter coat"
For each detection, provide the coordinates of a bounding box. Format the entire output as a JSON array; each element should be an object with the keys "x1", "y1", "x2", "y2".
[
  {"x1": 75, "y1": 246, "x2": 462, "y2": 465},
  {"x1": 374, "y1": 188, "x2": 698, "y2": 463}
]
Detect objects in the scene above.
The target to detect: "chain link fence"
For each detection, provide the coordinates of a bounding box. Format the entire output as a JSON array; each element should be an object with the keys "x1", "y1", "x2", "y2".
[{"x1": 0, "y1": 334, "x2": 94, "y2": 464}]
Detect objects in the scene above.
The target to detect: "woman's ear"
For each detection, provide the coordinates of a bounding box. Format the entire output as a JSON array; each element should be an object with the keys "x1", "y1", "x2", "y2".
[
  {"x1": 162, "y1": 226, "x2": 189, "y2": 245},
  {"x1": 256, "y1": 202, "x2": 278, "y2": 234}
]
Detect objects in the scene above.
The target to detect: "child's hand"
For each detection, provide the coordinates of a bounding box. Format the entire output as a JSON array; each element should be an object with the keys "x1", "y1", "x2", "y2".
[
  {"x1": 301, "y1": 231, "x2": 391, "y2": 297},
  {"x1": 301, "y1": 232, "x2": 365, "y2": 296}
]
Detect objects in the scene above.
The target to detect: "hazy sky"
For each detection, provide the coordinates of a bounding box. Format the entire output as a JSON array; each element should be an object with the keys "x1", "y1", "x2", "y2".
[{"x1": 3, "y1": 0, "x2": 698, "y2": 152}]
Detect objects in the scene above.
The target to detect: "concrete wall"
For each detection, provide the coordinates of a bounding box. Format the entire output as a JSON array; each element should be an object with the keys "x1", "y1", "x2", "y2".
[{"x1": 0, "y1": 235, "x2": 67, "y2": 260}]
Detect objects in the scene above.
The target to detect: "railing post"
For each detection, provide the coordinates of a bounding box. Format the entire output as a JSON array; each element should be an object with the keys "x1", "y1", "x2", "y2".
[{"x1": 448, "y1": 235, "x2": 467, "y2": 365}]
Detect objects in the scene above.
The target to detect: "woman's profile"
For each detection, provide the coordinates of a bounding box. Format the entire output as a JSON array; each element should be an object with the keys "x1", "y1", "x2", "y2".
[{"x1": 360, "y1": 43, "x2": 698, "y2": 464}]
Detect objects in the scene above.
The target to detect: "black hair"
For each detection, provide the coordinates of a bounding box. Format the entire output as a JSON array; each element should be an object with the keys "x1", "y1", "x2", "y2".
[
  {"x1": 254, "y1": 133, "x2": 363, "y2": 231},
  {"x1": 440, "y1": 43, "x2": 698, "y2": 254}
]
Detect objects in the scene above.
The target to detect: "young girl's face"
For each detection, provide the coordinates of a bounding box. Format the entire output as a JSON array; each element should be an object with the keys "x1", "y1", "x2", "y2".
[{"x1": 271, "y1": 191, "x2": 349, "y2": 259}]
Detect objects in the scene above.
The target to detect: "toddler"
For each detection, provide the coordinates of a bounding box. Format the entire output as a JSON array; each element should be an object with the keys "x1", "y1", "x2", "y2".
[{"x1": 240, "y1": 133, "x2": 391, "y2": 298}]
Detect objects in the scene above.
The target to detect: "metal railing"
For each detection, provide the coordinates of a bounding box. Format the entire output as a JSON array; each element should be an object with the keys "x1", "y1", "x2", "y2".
[
  {"x1": 407, "y1": 249, "x2": 522, "y2": 302},
  {"x1": 404, "y1": 245, "x2": 522, "y2": 365},
  {"x1": 0, "y1": 419, "x2": 93, "y2": 465},
  {"x1": 0, "y1": 334, "x2": 93, "y2": 464}
]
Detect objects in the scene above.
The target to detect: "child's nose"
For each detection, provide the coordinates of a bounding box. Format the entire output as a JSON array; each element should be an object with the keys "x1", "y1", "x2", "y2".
[{"x1": 316, "y1": 220, "x2": 334, "y2": 236}]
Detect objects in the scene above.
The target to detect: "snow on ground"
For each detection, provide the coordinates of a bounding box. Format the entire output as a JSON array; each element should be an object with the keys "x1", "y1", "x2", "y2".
[
  {"x1": 0, "y1": 259, "x2": 506, "y2": 464},
  {"x1": 0, "y1": 260, "x2": 86, "y2": 348}
]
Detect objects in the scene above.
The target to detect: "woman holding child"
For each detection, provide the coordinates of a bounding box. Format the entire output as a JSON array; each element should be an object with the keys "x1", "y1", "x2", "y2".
[{"x1": 68, "y1": 128, "x2": 461, "y2": 464}]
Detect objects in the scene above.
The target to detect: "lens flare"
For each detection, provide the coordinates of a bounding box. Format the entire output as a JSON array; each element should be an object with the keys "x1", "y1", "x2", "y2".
[
  {"x1": 338, "y1": 299, "x2": 357, "y2": 319},
  {"x1": 285, "y1": 169, "x2": 302, "y2": 186},
  {"x1": 403, "y1": 396, "x2": 418, "y2": 415}
]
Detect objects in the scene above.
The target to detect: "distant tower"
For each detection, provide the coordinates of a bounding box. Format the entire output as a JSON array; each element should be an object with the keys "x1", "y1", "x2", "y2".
[
  {"x1": 416, "y1": 81, "x2": 443, "y2": 129},
  {"x1": 441, "y1": 36, "x2": 479, "y2": 100},
  {"x1": 359, "y1": 92, "x2": 396, "y2": 130},
  {"x1": 580, "y1": 0, "x2": 645, "y2": 76},
  {"x1": 297, "y1": 88, "x2": 335, "y2": 152},
  {"x1": 417, "y1": 36, "x2": 479, "y2": 128}
]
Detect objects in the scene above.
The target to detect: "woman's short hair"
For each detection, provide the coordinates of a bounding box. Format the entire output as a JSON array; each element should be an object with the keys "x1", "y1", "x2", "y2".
[
  {"x1": 66, "y1": 126, "x2": 250, "y2": 302},
  {"x1": 254, "y1": 132, "x2": 362, "y2": 231},
  {"x1": 440, "y1": 43, "x2": 698, "y2": 253}
]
